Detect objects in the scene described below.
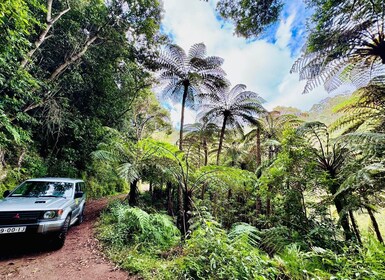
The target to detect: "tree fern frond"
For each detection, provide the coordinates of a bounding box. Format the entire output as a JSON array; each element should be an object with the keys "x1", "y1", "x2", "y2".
[{"x1": 229, "y1": 222, "x2": 261, "y2": 247}]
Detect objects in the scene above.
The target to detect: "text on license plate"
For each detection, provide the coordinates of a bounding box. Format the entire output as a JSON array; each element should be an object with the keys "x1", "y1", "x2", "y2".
[{"x1": 0, "y1": 226, "x2": 26, "y2": 234}]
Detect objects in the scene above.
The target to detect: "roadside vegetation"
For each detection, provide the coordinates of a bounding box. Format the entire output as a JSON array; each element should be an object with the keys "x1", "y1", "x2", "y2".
[{"x1": 1, "y1": 0, "x2": 385, "y2": 279}]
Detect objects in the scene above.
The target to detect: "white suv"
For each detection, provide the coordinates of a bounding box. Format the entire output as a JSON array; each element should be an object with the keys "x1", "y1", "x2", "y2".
[{"x1": 0, "y1": 178, "x2": 86, "y2": 249}]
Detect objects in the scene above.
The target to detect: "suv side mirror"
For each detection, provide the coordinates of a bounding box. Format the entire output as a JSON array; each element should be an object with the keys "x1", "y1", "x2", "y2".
[
  {"x1": 3, "y1": 190, "x2": 10, "y2": 198},
  {"x1": 74, "y1": 191, "x2": 83, "y2": 199}
]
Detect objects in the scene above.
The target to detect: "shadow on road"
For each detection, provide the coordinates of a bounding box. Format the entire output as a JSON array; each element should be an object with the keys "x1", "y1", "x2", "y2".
[{"x1": 0, "y1": 234, "x2": 56, "y2": 261}]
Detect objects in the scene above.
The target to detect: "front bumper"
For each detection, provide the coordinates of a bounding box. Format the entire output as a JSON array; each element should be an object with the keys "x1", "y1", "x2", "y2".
[{"x1": 0, "y1": 219, "x2": 66, "y2": 234}]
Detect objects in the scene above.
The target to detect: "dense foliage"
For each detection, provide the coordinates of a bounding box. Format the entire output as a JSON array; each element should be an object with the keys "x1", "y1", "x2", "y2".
[
  {"x1": 1, "y1": 0, "x2": 385, "y2": 279},
  {"x1": 0, "y1": 0, "x2": 164, "y2": 196},
  {"x1": 98, "y1": 201, "x2": 385, "y2": 279}
]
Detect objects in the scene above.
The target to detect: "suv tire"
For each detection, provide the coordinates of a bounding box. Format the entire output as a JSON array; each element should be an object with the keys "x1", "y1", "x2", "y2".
[{"x1": 51, "y1": 214, "x2": 71, "y2": 250}]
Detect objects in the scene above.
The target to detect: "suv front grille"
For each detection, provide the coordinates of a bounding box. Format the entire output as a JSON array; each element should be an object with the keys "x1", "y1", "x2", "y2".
[{"x1": 0, "y1": 211, "x2": 42, "y2": 225}]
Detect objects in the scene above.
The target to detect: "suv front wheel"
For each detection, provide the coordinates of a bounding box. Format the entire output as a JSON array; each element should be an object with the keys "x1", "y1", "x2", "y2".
[{"x1": 51, "y1": 214, "x2": 71, "y2": 250}]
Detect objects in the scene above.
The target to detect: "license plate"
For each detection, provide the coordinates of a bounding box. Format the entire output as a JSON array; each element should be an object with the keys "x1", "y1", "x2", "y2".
[{"x1": 0, "y1": 226, "x2": 26, "y2": 234}]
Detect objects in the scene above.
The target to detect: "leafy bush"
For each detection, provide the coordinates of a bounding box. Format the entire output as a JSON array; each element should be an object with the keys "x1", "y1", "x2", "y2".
[
  {"x1": 276, "y1": 237, "x2": 385, "y2": 279},
  {"x1": 169, "y1": 221, "x2": 279, "y2": 279},
  {"x1": 98, "y1": 201, "x2": 180, "y2": 251}
]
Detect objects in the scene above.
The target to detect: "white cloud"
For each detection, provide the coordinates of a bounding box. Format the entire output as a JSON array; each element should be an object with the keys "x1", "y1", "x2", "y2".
[{"x1": 161, "y1": 0, "x2": 338, "y2": 127}]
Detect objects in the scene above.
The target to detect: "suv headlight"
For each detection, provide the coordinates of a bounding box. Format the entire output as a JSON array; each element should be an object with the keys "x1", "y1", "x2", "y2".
[{"x1": 43, "y1": 210, "x2": 57, "y2": 219}]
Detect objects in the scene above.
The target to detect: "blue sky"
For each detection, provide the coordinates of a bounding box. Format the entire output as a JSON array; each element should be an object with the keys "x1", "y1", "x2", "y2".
[{"x1": 159, "y1": 0, "x2": 336, "y2": 126}]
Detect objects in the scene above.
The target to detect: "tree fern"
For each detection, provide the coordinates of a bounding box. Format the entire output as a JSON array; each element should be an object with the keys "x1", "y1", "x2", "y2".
[
  {"x1": 292, "y1": 1, "x2": 385, "y2": 94},
  {"x1": 155, "y1": 43, "x2": 228, "y2": 150},
  {"x1": 199, "y1": 84, "x2": 265, "y2": 164}
]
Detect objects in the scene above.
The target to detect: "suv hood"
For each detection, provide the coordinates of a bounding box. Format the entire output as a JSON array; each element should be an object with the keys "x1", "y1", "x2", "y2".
[{"x1": 0, "y1": 197, "x2": 67, "y2": 211}]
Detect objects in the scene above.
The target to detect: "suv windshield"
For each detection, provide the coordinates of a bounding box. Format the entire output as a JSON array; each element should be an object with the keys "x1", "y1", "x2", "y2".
[{"x1": 10, "y1": 181, "x2": 74, "y2": 198}]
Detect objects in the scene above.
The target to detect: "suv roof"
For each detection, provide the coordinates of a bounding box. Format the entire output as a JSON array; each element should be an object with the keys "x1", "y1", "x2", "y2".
[{"x1": 26, "y1": 177, "x2": 84, "y2": 183}]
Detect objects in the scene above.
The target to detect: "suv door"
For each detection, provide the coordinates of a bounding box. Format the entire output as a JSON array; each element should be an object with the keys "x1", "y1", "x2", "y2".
[{"x1": 72, "y1": 183, "x2": 83, "y2": 218}]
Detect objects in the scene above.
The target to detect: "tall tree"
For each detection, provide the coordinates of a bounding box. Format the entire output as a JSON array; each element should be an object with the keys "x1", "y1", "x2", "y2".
[
  {"x1": 200, "y1": 84, "x2": 265, "y2": 164},
  {"x1": 212, "y1": 0, "x2": 283, "y2": 38},
  {"x1": 298, "y1": 122, "x2": 355, "y2": 240},
  {"x1": 155, "y1": 43, "x2": 228, "y2": 150}
]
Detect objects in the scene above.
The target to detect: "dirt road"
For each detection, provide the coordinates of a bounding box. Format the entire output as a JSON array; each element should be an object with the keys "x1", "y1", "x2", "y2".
[{"x1": 0, "y1": 196, "x2": 130, "y2": 280}]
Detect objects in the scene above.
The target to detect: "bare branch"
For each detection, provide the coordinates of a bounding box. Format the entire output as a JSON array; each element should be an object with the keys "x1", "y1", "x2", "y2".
[
  {"x1": 21, "y1": 0, "x2": 71, "y2": 68},
  {"x1": 49, "y1": 35, "x2": 98, "y2": 81}
]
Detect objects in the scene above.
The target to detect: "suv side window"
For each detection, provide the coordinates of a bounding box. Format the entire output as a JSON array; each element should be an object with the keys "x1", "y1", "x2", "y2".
[
  {"x1": 75, "y1": 182, "x2": 86, "y2": 194},
  {"x1": 76, "y1": 182, "x2": 86, "y2": 192},
  {"x1": 79, "y1": 182, "x2": 85, "y2": 192}
]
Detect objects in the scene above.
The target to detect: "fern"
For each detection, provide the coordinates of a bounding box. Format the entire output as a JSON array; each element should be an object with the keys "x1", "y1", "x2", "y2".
[{"x1": 228, "y1": 222, "x2": 261, "y2": 247}]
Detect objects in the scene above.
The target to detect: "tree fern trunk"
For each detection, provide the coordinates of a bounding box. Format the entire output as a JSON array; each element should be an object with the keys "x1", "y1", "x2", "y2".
[
  {"x1": 366, "y1": 206, "x2": 384, "y2": 243},
  {"x1": 266, "y1": 188, "x2": 271, "y2": 217},
  {"x1": 334, "y1": 195, "x2": 353, "y2": 240},
  {"x1": 128, "y1": 179, "x2": 139, "y2": 206},
  {"x1": 201, "y1": 182, "x2": 207, "y2": 200},
  {"x1": 177, "y1": 183, "x2": 185, "y2": 236},
  {"x1": 349, "y1": 210, "x2": 362, "y2": 244},
  {"x1": 256, "y1": 196, "x2": 262, "y2": 216},
  {"x1": 203, "y1": 138, "x2": 208, "y2": 166},
  {"x1": 166, "y1": 182, "x2": 174, "y2": 216},
  {"x1": 179, "y1": 84, "x2": 189, "y2": 151},
  {"x1": 256, "y1": 127, "x2": 261, "y2": 167},
  {"x1": 216, "y1": 114, "x2": 228, "y2": 165},
  {"x1": 255, "y1": 127, "x2": 262, "y2": 219},
  {"x1": 184, "y1": 189, "x2": 193, "y2": 234}
]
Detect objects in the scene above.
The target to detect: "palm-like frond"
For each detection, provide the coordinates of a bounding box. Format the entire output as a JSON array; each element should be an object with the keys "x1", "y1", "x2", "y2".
[
  {"x1": 292, "y1": 1, "x2": 385, "y2": 94},
  {"x1": 199, "y1": 84, "x2": 266, "y2": 130},
  {"x1": 331, "y1": 84, "x2": 385, "y2": 133},
  {"x1": 156, "y1": 43, "x2": 228, "y2": 104},
  {"x1": 228, "y1": 222, "x2": 261, "y2": 247}
]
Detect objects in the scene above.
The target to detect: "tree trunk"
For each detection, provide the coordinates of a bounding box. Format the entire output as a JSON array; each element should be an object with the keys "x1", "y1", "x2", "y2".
[
  {"x1": 366, "y1": 206, "x2": 384, "y2": 243},
  {"x1": 179, "y1": 83, "x2": 189, "y2": 151},
  {"x1": 266, "y1": 187, "x2": 271, "y2": 217},
  {"x1": 256, "y1": 196, "x2": 262, "y2": 216},
  {"x1": 127, "y1": 179, "x2": 138, "y2": 206},
  {"x1": 166, "y1": 182, "x2": 174, "y2": 216},
  {"x1": 149, "y1": 181, "x2": 153, "y2": 194},
  {"x1": 349, "y1": 210, "x2": 362, "y2": 244},
  {"x1": 184, "y1": 189, "x2": 193, "y2": 234},
  {"x1": 177, "y1": 183, "x2": 185, "y2": 236},
  {"x1": 201, "y1": 182, "x2": 207, "y2": 200},
  {"x1": 334, "y1": 195, "x2": 353, "y2": 240},
  {"x1": 197, "y1": 145, "x2": 201, "y2": 168},
  {"x1": 216, "y1": 114, "x2": 228, "y2": 165},
  {"x1": 227, "y1": 188, "x2": 232, "y2": 200},
  {"x1": 255, "y1": 127, "x2": 262, "y2": 219},
  {"x1": 256, "y1": 127, "x2": 261, "y2": 167},
  {"x1": 203, "y1": 138, "x2": 208, "y2": 166}
]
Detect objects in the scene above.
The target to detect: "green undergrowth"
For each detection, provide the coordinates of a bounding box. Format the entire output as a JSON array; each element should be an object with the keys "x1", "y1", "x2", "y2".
[{"x1": 97, "y1": 201, "x2": 385, "y2": 279}]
